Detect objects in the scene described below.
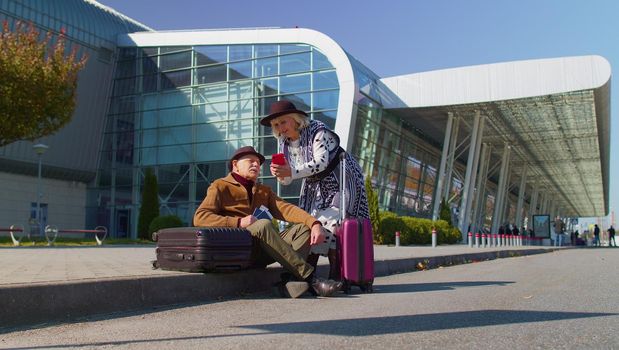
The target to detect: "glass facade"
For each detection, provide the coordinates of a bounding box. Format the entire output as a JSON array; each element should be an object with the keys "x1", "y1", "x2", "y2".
[
  {"x1": 347, "y1": 55, "x2": 444, "y2": 217},
  {"x1": 100, "y1": 44, "x2": 340, "y2": 235}
]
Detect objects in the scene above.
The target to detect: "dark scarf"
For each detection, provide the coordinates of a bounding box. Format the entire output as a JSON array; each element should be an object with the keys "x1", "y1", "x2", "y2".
[{"x1": 231, "y1": 172, "x2": 254, "y2": 203}]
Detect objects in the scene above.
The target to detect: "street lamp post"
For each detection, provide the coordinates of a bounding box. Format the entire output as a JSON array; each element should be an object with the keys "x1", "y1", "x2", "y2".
[{"x1": 32, "y1": 143, "x2": 49, "y2": 237}]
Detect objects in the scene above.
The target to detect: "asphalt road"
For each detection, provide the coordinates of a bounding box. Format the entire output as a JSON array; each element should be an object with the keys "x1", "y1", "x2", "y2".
[{"x1": 1, "y1": 248, "x2": 617, "y2": 349}]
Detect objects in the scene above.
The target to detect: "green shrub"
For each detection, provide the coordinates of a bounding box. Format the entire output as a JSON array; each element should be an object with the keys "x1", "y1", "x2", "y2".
[
  {"x1": 378, "y1": 213, "x2": 462, "y2": 246},
  {"x1": 149, "y1": 215, "x2": 183, "y2": 239},
  {"x1": 365, "y1": 178, "x2": 380, "y2": 241},
  {"x1": 379, "y1": 215, "x2": 407, "y2": 245},
  {"x1": 439, "y1": 200, "x2": 452, "y2": 226},
  {"x1": 376, "y1": 210, "x2": 399, "y2": 243}
]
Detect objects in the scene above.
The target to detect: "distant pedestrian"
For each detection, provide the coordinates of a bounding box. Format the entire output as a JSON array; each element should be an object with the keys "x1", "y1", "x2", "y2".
[
  {"x1": 554, "y1": 217, "x2": 565, "y2": 246},
  {"x1": 608, "y1": 225, "x2": 616, "y2": 247},
  {"x1": 593, "y1": 224, "x2": 601, "y2": 247}
]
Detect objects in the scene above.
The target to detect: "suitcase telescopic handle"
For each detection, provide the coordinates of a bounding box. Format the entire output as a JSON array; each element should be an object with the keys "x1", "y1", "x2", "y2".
[{"x1": 340, "y1": 151, "x2": 346, "y2": 222}]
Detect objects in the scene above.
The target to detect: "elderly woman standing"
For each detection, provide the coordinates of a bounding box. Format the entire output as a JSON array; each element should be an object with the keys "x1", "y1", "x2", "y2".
[{"x1": 261, "y1": 100, "x2": 370, "y2": 280}]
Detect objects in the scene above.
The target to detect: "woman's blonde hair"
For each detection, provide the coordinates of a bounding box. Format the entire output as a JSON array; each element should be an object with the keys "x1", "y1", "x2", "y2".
[{"x1": 271, "y1": 112, "x2": 310, "y2": 139}]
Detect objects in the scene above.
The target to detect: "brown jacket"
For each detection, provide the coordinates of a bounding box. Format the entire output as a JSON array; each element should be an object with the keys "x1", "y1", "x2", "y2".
[{"x1": 193, "y1": 173, "x2": 317, "y2": 229}]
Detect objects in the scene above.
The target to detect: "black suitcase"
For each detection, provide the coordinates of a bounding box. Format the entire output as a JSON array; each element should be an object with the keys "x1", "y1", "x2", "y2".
[{"x1": 154, "y1": 227, "x2": 252, "y2": 272}]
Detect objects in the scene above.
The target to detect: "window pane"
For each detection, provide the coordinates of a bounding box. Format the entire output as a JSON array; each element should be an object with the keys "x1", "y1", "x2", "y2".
[
  {"x1": 196, "y1": 141, "x2": 233, "y2": 162},
  {"x1": 280, "y1": 179, "x2": 302, "y2": 197},
  {"x1": 254, "y1": 56, "x2": 277, "y2": 78},
  {"x1": 254, "y1": 44, "x2": 277, "y2": 58},
  {"x1": 254, "y1": 78, "x2": 276, "y2": 98},
  {"x1": 113, "y1": 77, "x2": 136, "y2": 96},
  {"x1": 256, "y1": 136, "x2": 278, "y2": 154},
  {"x1": 195, "y1": 45, "x2": 227, "y2": 66},
  {"x1": 312, "y1": 111, "x2": 336, "y2": 129},
  {"x1": 280, "y1": 44, "x2": 310, "y2": 54},
  {"x1": 280, "y1": 93, "x2": 311, "y2": 111},
  {"x1": 159, "y1": 106, "x2": 192, "y2": 127},
  {"x1": 280, "y1": 73, "x2": 310, "y2": 94},
  {"x1": 160, "y1": 89, "x2": 191, "y2": 109},
  {"x1": 312, "y1": 49, "x2": 333, "y2": 70},
  {"x1": 229, "y1": 99, "x2": 254, "y2": 120},
  {"x1": 196, "y1": 122, "x2": 227, "y2": 142},
  {"x1": 229, "y1": 61, "x2": 252, "y2": 80},
  {"x1": 141, "y1": 94, "x2": 157, "y2": 111},
  {"x1": 280, "y1": 52, "x2": 310, "y2": 75},
  {"x1": 142, "y1": 74, "x2": 157, "y2": 92},
  {"x1": 196, "y1": 64, "x2": 227, "y2": 84},
  {"x1": 158, "y1": 144, "x2": 191, "y2": 164},
  {"x1": 196, "y1": 102, "x2": 228, "y2": 123},
  {"x1": 313, "y1": 90, "x2": 338, "y2": 110},
  {"x1": 255, "y1": 96, "x2": 279, "y2": 118},
  {"x1": 142, "y1": 55, "x2": 158, "y2": 75},
  {"x1": 161, "y1": 69, "x2": 191, "y2": 90},
  {"x1": 160, "y1": 46, "x2": 190, "y2": 54},
  {"x1": 159, "y1": 126, "x2": 191, "y2": 146},
  {"x1": 313, "y1": 70, "x2": 338, "y2": 90},
  {"x1": 229, "y1": 45, "x2": 252, "y2": 61},
  {"x1": 142, "y1": 128, "x2": 157, "y2": 147},
  {"x1": 160, "y1": 51, "x2": 192, "y2": 71},
  {"x1": 116, "y1": 60, "x2": 136, "y2": 78},
  {"x1": 229, "y1": 81, "x2": 253, "y2": 100},
  {"x1": 194, "y1": 83, "x2": 227, "y2": 104}
]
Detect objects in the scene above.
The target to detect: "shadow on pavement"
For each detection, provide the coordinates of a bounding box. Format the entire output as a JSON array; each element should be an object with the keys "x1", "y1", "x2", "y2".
[
  {"x1": 237, "y1": 309, "x2": 615, "y2": 336},
  {"x1": 8, "y1": 309, "x2": 614, "y2": 349},
  {"x1": 373, "y1": 281, "x2": 515, "y2": 293}
]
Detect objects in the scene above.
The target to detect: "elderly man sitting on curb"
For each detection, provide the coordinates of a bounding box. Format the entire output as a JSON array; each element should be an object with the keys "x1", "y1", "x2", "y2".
[{"x1": 193, "y1": 146, "x2": 341, "y2": 298}]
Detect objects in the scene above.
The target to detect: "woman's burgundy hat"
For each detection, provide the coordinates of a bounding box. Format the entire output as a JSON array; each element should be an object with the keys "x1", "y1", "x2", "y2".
[{"x1": 260, "y1": 100, "x2": 308, "y2": 127}]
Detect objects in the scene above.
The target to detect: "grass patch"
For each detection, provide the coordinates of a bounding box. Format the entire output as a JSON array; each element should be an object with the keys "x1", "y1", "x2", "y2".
[{"x1": 0, "y1": 236, "x2": 154, "y2": 247}]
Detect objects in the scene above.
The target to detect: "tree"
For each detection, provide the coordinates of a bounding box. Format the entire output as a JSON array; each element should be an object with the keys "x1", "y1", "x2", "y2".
[
  {"x1": 439, "y1": 199, "x2": 452, "y2": 226},
  {"x1": 138, "y1": 168, "x2": 160, "y2": 240},
  {"x1": 365, "y1": 177, "x2": 380, "y2": 239},
  {"x1": 0, "y1": 21, "x2": 87, "y2": 146}
]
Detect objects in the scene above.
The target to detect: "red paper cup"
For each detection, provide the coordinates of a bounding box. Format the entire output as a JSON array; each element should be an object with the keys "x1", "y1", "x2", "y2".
[{"x1": 272, "y1": 153, "x2": 286, "y2": 165}]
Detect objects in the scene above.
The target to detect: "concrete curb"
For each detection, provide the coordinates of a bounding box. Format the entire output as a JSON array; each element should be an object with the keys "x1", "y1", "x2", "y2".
[{"x1": 0, "y1": 247, "x2": 564, "y2": 330}]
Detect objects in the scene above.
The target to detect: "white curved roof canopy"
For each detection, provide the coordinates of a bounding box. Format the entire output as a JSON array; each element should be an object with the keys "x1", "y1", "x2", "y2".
[
  {"x1": 118, "y1": 28, "x2": 357, "y2": 149},
  {"x1": 382, "y1": 55, "x2": 611, "y2": 217}
]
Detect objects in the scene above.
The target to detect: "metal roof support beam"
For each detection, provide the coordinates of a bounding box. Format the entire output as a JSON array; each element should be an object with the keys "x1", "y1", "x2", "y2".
[
  {"x1": 515, "y1": 165, "x2": 528, "y2": 229},
  {"x1": 471, "y1": 142, "x2": 491, "y2": 234},
  {"x1": 491, "y1": 144, "x2": 511, "y2": 234},
  {"x1": 540, "y1": 193, "x2": 548, "y2": 214},
  {"x1": 443, "y1": 116, "x2": 461, "y2": 201},
  {"x1": 458, "y1": 111, "x2": 484, "y2": 237},
  {"x1": 432, "y1": 112, "x2": 454, "y2": 220},
  {"x1": 529, "y1": 181, "x2": 539, "y2": 223},
  {"x1": 501, "y1": 172, "x2": 513, "y2": 225}
]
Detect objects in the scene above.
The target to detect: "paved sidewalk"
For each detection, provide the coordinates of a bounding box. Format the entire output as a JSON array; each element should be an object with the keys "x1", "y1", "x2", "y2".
[{"x1": 0, "y1": 244, "x2": 568, "y2": 330}]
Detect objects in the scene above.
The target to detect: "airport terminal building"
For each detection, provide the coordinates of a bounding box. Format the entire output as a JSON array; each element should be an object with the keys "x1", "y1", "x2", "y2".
[{"x1": 0, "y1": 0, "x2": 611, "y2": 240}]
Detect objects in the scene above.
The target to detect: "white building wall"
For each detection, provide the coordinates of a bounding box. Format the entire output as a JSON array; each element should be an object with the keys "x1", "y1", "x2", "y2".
[{"x1": 0, "y1": 173, "x2": 87, "y2": 233}]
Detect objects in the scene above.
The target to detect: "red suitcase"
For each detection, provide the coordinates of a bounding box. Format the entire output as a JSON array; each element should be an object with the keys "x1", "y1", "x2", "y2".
[
  {"x1": 336, "y1": 152, "x2": 375, "y2": 293},
  {"x1": 153, "y1": 227, "x2": 252, "y2": 273}
]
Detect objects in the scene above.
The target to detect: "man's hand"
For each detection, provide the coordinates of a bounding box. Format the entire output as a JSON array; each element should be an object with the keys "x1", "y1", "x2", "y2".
[
  {"x1": 239, "y1": 215, "x2": 257, "y2": 228},
  {"x1": 310, "y1": 224, "x2": 325, "y2": 245}
]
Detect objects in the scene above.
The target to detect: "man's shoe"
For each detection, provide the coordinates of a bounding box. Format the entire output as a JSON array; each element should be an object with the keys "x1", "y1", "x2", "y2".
[
  {"x1": 311, "y1": 278, "x2": 342, "y2": 297},
  {"x1": 284, "y1": 281, "x2": 309, "y2": 298}
]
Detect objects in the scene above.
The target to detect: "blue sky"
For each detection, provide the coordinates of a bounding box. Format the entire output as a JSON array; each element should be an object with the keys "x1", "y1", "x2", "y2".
[{"x1": 98, "y1": 0, "x2": 619, "y2": 221}]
